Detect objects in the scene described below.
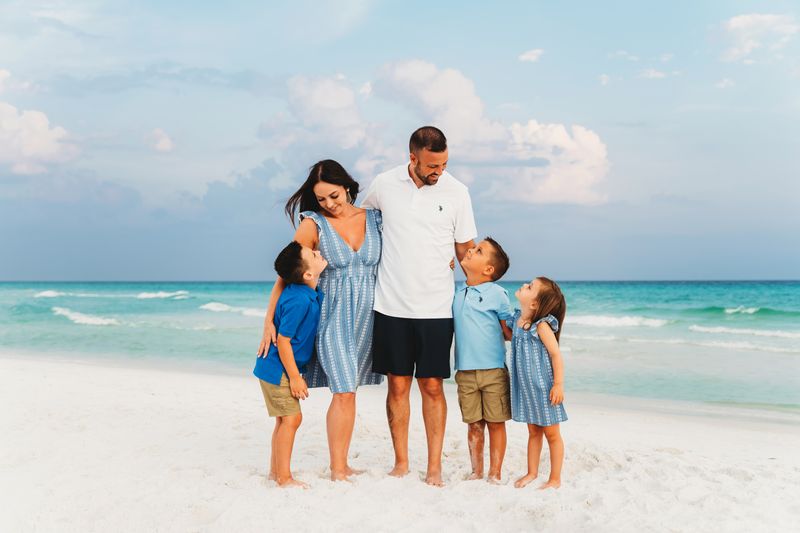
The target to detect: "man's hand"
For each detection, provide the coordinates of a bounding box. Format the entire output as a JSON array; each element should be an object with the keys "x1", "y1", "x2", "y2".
[
  {"x1": 549, "y1": 383, "x2": 564, "y2": 405},
  {"x1": 289, "y1": 375, "x2": 309, "y2": 400}
]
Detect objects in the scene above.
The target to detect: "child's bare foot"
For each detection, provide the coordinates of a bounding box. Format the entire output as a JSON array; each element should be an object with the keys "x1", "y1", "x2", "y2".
[
  {"x1": 514, "y1": 473, "x2": 537, "y2": 488},
  {"x1": 538, "y1": 479, "x2": 561, "y2": 490},
  {"x1": 268, "y1": 472, "x2": 276, "y2": 481},
  {"x1": 487, "y1": 473, "x2": 502, "y2": 485},
  {"x1": 388, "y1": 463, "x2": 409, "y2": 477},
  {"x1": 277, "y1": 477, "x2": 309, "y2": 489},
  {"x1": 330, "y1": 470, "x2": 355, "y2": 482},
  {"x1": 425, "y1": 470, "x2": 444, "y2": 487},
  {"x1": 466, "y1": 472, "x2": 483, "y2": 481}
]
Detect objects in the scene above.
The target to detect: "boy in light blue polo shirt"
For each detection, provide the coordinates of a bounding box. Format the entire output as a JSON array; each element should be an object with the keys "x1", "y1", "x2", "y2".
[
  {"x1": 254, "y1": 241, "x2": 327, "y2": 488},
  {"x1": 453, "y1": 237, "x2": 513, "y2": 483}
]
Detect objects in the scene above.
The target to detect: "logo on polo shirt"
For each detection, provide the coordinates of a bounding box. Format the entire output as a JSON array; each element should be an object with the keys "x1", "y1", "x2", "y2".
[{"x1": 438, "y1": 205, "x2": 443, "y2": 212}]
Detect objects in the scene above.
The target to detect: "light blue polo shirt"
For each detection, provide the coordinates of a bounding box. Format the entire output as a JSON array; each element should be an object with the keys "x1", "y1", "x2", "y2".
[
  {"x1": 253, "y1": 283, "x2": 324, "y2": 385},
  {"x1": 453, "y1": 281, "x2": 514, "y2": 371}
]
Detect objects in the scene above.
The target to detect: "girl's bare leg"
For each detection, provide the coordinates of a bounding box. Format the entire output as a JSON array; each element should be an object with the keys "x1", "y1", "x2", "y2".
[
  {"x1": 539, "y1": 424, "x2": 563, "y2": 490},
  {"x1": 515, "y1": 424, "x2": 544, "y2": 488}
]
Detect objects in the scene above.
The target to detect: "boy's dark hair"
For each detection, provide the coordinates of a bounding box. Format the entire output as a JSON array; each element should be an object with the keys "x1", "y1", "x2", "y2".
[
  {"x1": 484, "y1": 236, "x2": 510, "y2": 281},
  {"x1": 409, "y1": 126, "x2": 447, "y2": 154},
  {"x1": 274, "y1": 241, "x2": 307, "y2": 284}
]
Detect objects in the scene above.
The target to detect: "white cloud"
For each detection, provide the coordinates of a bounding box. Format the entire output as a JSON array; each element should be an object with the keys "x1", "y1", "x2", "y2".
[
  {"x1": 660, "y1": 53, "x2": 674, "y2": 62},
  {"x1": 722, "y1": 13, "x2": 799, "y2": 63},
  {"x1": 375, "y1": 60, "x2": 609, "y2": 205},
  {"x1": 715, "y1": 78, "x2": 735, "y2": 89},
  {"x1": 0, "y1": 101, "x2": 78, "y2": 174},
  {"x1": 609, "y1": 50, "x2": 639, "y2": 61},
  {"x1": 149, "y1": 128, "x2": 175, "y2": 152},
  {"x1": 0, "y1": 69, "x2": 36, "y2": 94},
  {"x1": 358, "y1": 81, "x2": 372, "y2": 97},
  {"x1": 519, "y1": 49, "x2": 544, "y2": 63},
  {"x1": 599, "y1": 74, "x2": 611, "y2": 86},
  {"x1": 638, "y1": 68, "x2": 667, "y2": 79}
]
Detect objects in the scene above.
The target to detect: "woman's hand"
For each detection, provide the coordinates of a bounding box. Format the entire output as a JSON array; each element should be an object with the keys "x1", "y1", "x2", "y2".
[
  {"x1": 289, "y1": 375, "x2": 309, "y2": 400},
  {"x1": 549, "y1": 383, "x2": 564, "y2": 405},
  {"x1": 256, "y1": 323, "x2": 277, "y2": 357}
]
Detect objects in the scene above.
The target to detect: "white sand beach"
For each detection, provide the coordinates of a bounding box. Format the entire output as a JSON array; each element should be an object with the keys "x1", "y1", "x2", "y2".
[{"x1": 2, "y1": 355, "x2": 799, "y2": 533}]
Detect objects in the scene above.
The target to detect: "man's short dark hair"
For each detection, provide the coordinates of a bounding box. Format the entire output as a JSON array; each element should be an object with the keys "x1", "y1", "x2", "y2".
[
  {"x1": 484, "y1": 237, "x2": 510, "y2": 281},
  {"x1": 274, "y1": 241, "x2": 307, "y2": 284},
  {"x1": 409, "y1": 126, "x2": 447, "y2": 154}
]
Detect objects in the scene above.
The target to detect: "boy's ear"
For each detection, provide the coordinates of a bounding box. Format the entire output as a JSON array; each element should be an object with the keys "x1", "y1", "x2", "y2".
[
  {"x1": 302, "y1": 269, "x2": 313, "y2": 281},
  {"x1": 482, "y1": 264, "x2": 495, "y2": 277}
]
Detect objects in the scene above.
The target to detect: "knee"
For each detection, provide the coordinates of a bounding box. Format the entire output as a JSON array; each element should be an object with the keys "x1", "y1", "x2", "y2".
[
  {"x1": 417, "y1": 378, "x2": 443, "y2": 397},
  {"x1": 281, "y1": 413, "x2": 302, "y2": 430},
  {"x1": 388, "y1": 376, "x2": 412, "y2": 398},
  {"x1": 487, "y1": 422, "x2": 506, "y2": 432},
  {"x1": 528, "y1": 424, "x2": 544, "y2": 437},
  {"x1": 543, "y1": 425, "x2": 561, "y2": 442},
  {"x1": 468, "y1": 421, "x2": 486, "y2": 434},
  {"x1": 332, "y1": 392, "x2": 356, "y2": 406}
]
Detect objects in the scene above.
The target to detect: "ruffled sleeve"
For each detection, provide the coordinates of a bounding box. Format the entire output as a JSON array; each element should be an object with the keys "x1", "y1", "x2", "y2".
[
  {"x1": 369, "y1": 209, "x2": 383, "y2": 233},
  {"x1": 505, "y1": 309, "x2": 521, "y2": 329},
  {"x1": 531, "y1": 314, "x2": 559, "y2": 337},
  {"x1": 299, "y1": 210, "x2": 322, "y2": 229}
]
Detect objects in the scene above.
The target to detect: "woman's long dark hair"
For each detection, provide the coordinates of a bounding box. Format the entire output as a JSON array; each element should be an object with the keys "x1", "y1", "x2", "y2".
[
  {"x1": 531, "y1": 277, "x2": 567, "y2": 342},
  {"x1": 284, "y1": 160, "x2": 360, "y2": 226}
]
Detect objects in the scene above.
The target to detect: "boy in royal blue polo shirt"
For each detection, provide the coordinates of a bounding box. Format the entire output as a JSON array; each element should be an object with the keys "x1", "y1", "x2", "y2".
[
  {"x1": 453, "y1": 237, "x2": 513, "y2": 483},
  {"x1": 254, "y1": 241, "x2": 327, "y2": 488}
]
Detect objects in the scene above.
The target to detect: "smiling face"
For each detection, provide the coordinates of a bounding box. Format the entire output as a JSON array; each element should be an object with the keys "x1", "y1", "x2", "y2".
[
  {"x1": 409, "y1": 148, "x2": 448, "y2": 186},
  {"x1": 515, "y1": 278, "x2": 542, "y2": 312},
  {"x1": 313, "y1": 181, "x2": 349, "y2": 217},
  {"x1": 460, "y1": 240, "x2": 496, "y2": 278},
  {"x1": 300, "y1": 246, "x2": 327, "y2": 283}
]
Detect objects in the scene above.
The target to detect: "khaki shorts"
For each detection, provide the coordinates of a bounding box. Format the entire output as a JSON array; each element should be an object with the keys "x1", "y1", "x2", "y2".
[
  {"x1": 455, "y1": 368, "x2": 511, "y2": 423},
  {"x1": 258, "y1": 375, "x2": 301, "y2": 418}
]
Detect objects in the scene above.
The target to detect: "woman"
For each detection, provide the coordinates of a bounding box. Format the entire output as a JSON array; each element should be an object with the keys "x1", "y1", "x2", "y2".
[{"x1": 257, "y1": 159, "x2": 383, "y2": 481}]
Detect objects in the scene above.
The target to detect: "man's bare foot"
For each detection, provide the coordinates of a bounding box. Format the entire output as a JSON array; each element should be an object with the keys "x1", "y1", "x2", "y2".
[
  {"x1": 425, "y1": 471, "x2": 444, "y2": 487},
  {"x1": 538, "y1": 479, "x2": 561, "y2": 490},
  {"x1": 466, "y1": 472, "x2": 483, "y2": 481},
  {"x1": 487, "y1": 474, "x2": 502, "y2": 485},
  {"x1": 277, "y1": 477, "x2": 309, "y2": 489},
  {"x1": 514, "y1": 473, "x2": 537, "y2": 488},
  {"x1": 388, "y1": 464, "x2": 409, "y2": 477},
  {"x1": 345, "y1": 465, "x2": 365, "y2": 476}
]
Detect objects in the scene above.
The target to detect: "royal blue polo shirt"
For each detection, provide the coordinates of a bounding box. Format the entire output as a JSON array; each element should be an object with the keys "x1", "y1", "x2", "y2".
[
  {"x1": 253, "y1": 283, "x2": 324, "y2": 385},
  {"x1": 452, "y1": 281, "x2": 513, "y2": 371}
]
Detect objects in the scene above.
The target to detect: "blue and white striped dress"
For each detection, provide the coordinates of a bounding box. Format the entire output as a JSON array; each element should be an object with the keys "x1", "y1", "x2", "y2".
[
  {"x1": 508, "y1": 311, "x2": 568, "y2": 426},
  {"x1": 300, "y1": 209, "x2": 384, "y2": 393}
]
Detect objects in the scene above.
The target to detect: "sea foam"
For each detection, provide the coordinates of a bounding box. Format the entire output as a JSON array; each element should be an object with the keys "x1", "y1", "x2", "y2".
[
  {"x1": 34, "y1": 290, "x2": 64, "y2": 298},
  {"x1": 52, "y1": 307, "x2": 121, "y2": 326},
  {"x1": 724, "y1": 306, "x2": 760, "y2": 314},
  {"x1": 200, "y1": 302, "x2": 263, "y2": 318},
  {"x1": 690, "y1": 325, "x2": 800, "y2": 339},
  {"x1": 569, "y1": 315, "x2": 668, "y2": 328},
  {"x1": 136, "y1": 291, "x2": 190, "y2": 299}
]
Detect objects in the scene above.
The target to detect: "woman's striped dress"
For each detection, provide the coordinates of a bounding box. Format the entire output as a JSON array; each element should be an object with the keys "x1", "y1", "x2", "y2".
[
  {"x1": 508, "y1": 311, "x2": 568, "y2": 426},
  {"x1": 301, "y1": 209, "x2": 384, "y2": 393}
]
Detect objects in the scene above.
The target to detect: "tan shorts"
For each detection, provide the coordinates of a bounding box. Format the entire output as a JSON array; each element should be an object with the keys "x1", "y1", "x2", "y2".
[
  {"x1": 455, "y1": 368, "x2": 511, "y2": 423},
  {"x1": 258, "y1": 375, "x2": 301, "y2": 418}
]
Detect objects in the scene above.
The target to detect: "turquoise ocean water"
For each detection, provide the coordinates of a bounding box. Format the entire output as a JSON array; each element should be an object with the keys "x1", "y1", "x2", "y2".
[{"x1": 2, "y1": 281, "x2": 799, "y2": 412}]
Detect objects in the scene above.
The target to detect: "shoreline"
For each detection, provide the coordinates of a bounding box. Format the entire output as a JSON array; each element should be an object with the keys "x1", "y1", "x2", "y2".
[{"x1": 3, "y1": 354, "x2": 799, "y2": 532}]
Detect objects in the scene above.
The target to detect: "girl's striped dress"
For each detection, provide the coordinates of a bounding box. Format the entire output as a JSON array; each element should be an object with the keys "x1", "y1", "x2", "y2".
[
  {"x1": 508, "y1": 311, "x2": 568, "y2": 426},
  {"x1": 300, "y1": 209, "x2": 384, "y2": 393}
]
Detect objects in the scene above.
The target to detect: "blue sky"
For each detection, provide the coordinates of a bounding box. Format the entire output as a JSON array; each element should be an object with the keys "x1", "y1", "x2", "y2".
[{"x1": 1, "y1": 0, "x2": 798, "y2": 280}]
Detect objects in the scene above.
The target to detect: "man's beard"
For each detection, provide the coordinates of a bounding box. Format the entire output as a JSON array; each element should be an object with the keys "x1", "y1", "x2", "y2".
[{"x1": 413, "y1": 163, "x2": 439, "y2": 185}]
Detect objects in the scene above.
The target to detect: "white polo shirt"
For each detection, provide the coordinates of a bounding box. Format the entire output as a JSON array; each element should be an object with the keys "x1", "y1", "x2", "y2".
[{"x1": 360, "y1": 164, "x2": 478, "y2": 319}]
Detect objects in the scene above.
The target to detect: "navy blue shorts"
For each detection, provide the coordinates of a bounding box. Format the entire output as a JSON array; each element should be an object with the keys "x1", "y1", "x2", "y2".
[{"x1": 372, "y1": 311, "x2": 453, "y2": 379}]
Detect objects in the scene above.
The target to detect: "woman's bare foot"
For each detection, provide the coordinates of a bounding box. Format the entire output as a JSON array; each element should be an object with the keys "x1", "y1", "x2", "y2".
[
  {"x1": 345, "y1": 465, "x2": 365, "y2": 476},
  {"x1": 514, "y1": 472, "x2": 537, "y2": 488},
  {"x1": 330, "y1": 470, "x2": 354, "y2": 482},
  {"x1": 466, "y1": 472, "x2": 483, "y2": 481},
  {"x1": 277, "y1": 477, "x2": 309, "y2": 489},
  {"x1": 425, "y1": 470, "x2": 444, "y2": 487},
  {"x1": 388, "y1": 463, "x2": 409, "y2": 477},
  {"x1": 538, "y1": 479, "x2": 561, "y2": 490}
]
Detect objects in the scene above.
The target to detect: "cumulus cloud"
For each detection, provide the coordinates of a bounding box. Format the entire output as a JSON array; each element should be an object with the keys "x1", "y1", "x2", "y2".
[
  {"x1": 0, "y1": 101, "x2": 78, "y2": 174},
  {"x1": 519, "y1": 49, "x2": 544, "y2": 62},
  {"x1": 715, "y1": 78, "x2": 735, "y2": 89},
  {"x1": 148, "y1": 128, "x2": 175, "y2": 152},
  {"x1": 660, "y1": 53, "x2": 674, "y2": 62},
  {"x1": 722, "y1": 13, "x2": 799, "y2": 62},
  {"x1": 609, "y1": 50, "x2": 639, "y2": 61},
  {"x1": 638, "y1": 68, "x2": 667, "y2": 79}
]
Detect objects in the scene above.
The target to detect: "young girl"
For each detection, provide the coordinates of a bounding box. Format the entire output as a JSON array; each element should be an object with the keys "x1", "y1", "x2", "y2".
[{"x1": 507, "y1": 277, "x2": 567, "y2": 489}]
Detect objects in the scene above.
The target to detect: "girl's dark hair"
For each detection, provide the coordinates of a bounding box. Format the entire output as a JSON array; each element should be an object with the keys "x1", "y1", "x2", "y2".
[
  {"x1": 531, "y1": 277, "x2": 567, "y2": 342},
  {"x1": 284, "y1": 159, "x2": 359, "y2": 226}
]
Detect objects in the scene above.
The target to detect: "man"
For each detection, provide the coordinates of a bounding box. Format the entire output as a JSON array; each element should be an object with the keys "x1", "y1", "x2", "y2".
[{"x1": 361, "y1": 126, "x2": 477, "y2": 486}]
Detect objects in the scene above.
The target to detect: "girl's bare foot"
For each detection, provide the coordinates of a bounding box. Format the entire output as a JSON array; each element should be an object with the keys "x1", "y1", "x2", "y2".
[
  {"x1": 538, "y1": 479, "x2": 561, "y2": 490},
  {"x1": 487, "y1": 474, "x2": 502, "y2": 485},
  {"x1": 277, "y1": 477, "x2": 309, "y2": 489},
  {"x1": 514, "y1": 473, "x2": 537, "y2": 488}
]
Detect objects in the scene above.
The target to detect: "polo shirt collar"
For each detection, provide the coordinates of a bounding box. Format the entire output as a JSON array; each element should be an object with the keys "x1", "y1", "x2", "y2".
[
  {"x1": 458, "y1": 281, "x2": 493, "y2": 294},
  {"x1": 289, "y1": 283, "x2": 321, "y2": 301}
]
